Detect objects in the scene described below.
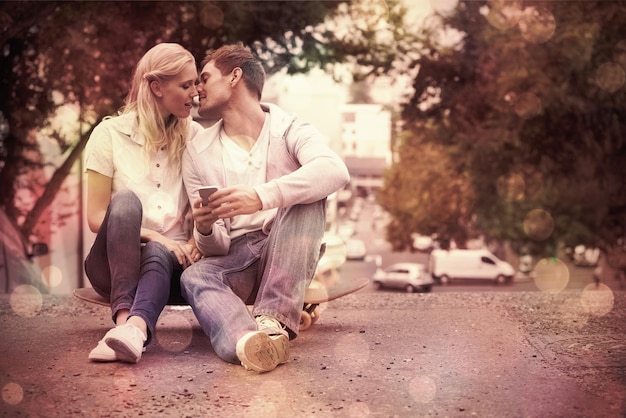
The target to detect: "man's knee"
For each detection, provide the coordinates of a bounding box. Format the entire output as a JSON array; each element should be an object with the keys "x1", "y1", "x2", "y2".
[{"x1": 180, "y1": 261, "x2": 202, "y2": 290}]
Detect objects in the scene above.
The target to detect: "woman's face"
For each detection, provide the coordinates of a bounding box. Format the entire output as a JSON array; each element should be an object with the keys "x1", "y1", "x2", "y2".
[{"x1": 154, "y1": 62, "x2": 198, "y2": 119}]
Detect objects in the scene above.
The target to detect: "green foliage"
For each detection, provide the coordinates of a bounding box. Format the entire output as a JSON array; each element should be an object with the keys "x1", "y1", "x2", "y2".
[{"x1": 382, "y1": 0, "x2": 626, "y2": 263}]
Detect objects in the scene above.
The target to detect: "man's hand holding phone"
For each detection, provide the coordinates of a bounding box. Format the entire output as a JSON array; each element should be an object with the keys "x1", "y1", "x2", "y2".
[
  {"x1": 199, "y1": 186, "x2": 218, "y2": 206},
  {"x1": 194, "y1": 186, "x2": 220, "y2": 235},
  {"x1": 193, "y1": 185, "x2": 263, "y2": 235}
]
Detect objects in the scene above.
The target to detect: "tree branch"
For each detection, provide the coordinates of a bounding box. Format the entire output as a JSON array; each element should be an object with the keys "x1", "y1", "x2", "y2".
[{"x1": 20, "y1": 118, "x2": 102, "y2": 239}]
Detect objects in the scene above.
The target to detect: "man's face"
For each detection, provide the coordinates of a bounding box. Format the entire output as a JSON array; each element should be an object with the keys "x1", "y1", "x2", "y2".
[{"x1": 197, "y1": 61, "x2": 231, "y2": 119}]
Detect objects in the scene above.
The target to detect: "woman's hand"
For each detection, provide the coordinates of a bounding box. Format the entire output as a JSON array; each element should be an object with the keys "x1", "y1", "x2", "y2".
[
  {"x1": 143, "y1": 230, "x2": 199, "y2": 268},
  {"x1": 184, "y1": 237, "x2": 202, "y2": 267},
  {"x1": 162, "y1": 237, "x2": 196, "y2": 268}
]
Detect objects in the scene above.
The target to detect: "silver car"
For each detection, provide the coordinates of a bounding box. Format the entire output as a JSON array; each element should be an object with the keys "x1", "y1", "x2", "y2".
[{"x1": 372, "y1": 262, "x2": 434, "y2": 293}]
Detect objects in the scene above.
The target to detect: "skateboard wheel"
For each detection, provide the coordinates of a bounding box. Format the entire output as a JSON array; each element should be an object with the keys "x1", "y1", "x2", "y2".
[
  {"x1": 310, "y1": 307, "x2": 320, "y2": 324},
  {"x1": 300, "y1": 311, "x2": 312, "y2": 331}
]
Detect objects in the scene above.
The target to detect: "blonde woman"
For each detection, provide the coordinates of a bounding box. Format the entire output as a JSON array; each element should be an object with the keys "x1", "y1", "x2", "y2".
[{"x1": 84, "y1": 43, "x2": 202, "y2": 363}]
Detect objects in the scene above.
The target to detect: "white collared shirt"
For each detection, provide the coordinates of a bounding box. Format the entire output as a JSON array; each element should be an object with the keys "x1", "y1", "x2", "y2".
[{"x1": 85, "y1": 112, "x2": 196, "y2": 242}]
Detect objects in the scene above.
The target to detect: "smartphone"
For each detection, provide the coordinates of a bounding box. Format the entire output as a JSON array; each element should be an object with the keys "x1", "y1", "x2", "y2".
[{"x1": 199, "y1": 186, "x2": 218, "y2": 206}]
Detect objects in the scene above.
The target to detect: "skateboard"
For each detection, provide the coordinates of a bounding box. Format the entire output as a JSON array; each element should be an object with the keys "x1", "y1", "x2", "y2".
[
  {"x1": 73, "y1": 287, "x2": 109, "y2": 306},
  {"x1": 73, "y1": 277, "x2": 369, "y2": 331},
  {"x1": 299, "y1": 278, "x2": 369, "y2": 331},
  {"x1": 73, "y1": 288, "x2": 188, "y2": 307}
]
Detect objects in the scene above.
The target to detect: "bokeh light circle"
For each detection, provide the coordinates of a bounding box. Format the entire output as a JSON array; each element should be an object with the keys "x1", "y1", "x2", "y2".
[
  {"x1": 497, "y1": 173, "x2": 525, "y2": 201},
  {"x1": 523, "y1": 209, "x2": 554, "y2": 241},
  {"x1": 248, "y1": 397, "x2": 277, "y2": 417},
  {"x1": 247, "y1": 381, "x2": 288, "y2": 417},
  {"x1": 500, "y1": 166, "x2": 544, "y2": 201},
  {"x1": 41, "y1": 265, "x2": 63, "y2": 289},
  {"x1": 199, "y1": 4, "x2": 224, "y2": 29},
  {"x1": 349, "y1": 401, "x2": 371, "y2": 417},
  {"x1": 485, "y1": 0, "x2": 522, "y2": 31},
  {"x1": 155, "y1": 311, "x2": 193, "y2": 352},
  {"x1": 613, "y1": 40, "x2": 626, "y2": 69},
  {"x1": 522, "y1": 169, "x2": 544, "y2": 200},
  {"x1": 518, "y1": 7, "x2": 556, "y2": 44},
  {"x1": 113, "y1": 369, "x2": 136, "y2": 390},
  {"x1": 534, "y1": 258, "x2": 569, "y2": 293},
  {"x1": 580, "y1": 283, "x2": 614, "y2": 317},
  {"x1": 514, "y1": 92, "x2": 542, "y2": 119},
  {"x1": 258, "y1": 380, "x2": 287, "y2": 404},
  {"x1": 145, "y1": 191, "x2": 176, "y2": 224},
  {"x1": 2, "y1": 382, "x2": 24, "y2": 406},
  {"x1": 595, "y1": 62, "x2": 625, "y2": 93},
  {"x1": 408, "y1": 375, "x2": 437, "y2": 403},
  {"x1": 10, "y1": 285, "x2": 43, "y2": 317}
]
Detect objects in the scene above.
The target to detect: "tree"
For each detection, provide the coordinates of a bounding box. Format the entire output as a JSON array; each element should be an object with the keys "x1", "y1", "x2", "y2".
[
  {"x1": 0, "y1": 0, "x2": 413, "y2": 289},
  {"x1": 381, "y1": 0, "x2": 626, "y2": 267}
]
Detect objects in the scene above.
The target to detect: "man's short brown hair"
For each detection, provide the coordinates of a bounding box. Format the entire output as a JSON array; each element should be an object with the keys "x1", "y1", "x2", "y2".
[{"x1": 203, "y1": 42, "x2": 265, "y2": 100}]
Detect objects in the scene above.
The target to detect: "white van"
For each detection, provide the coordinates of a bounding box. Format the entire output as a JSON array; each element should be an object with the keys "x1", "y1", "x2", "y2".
[{"x1": 429, "y1": 249, "x2": 515, "y2": 284}]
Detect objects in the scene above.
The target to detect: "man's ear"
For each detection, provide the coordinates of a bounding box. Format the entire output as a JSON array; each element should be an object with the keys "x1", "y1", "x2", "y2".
[
  {"x1": 231, "y1": 67, "x2": 243, "y2": 85},
  {"x1": 150, "y1": 80, "x2": 163, "y2": 97}
]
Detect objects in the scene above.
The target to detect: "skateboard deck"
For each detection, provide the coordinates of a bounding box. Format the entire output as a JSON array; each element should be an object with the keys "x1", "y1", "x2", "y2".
[
  {"x1": 299, "y1": 278, "x2": 369, "y2": 330},
  {"x1": 73, "y1": 277, "x2": 369, "y2": 331},
  {"x1": 303, "y1": 278, "x2": 369, "y2": 304},
  {"x1": 73, "y1": 288, "x2": 188, "y2": 307},
  {"x1": 73, "y1": 287, "x2": 110, "y2": 307}
]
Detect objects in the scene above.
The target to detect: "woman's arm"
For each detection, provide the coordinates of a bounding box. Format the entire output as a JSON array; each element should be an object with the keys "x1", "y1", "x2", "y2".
[
  {"x1": 86, "y1": 170, "x2": 113, "y2": 233},
  {"x1": 87, "y1": 169, "x2": 200, "y2": 267}
]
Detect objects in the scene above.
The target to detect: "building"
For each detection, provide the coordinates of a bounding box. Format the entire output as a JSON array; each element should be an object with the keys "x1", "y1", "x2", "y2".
[{"x1": 340, "y1": 104, "x2": 391, "y2": 196}]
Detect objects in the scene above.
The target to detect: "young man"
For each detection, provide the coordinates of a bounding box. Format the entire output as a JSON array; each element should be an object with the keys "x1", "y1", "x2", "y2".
[{"x1": 181, "y1": 43, "x2": 350, "y2": 373}]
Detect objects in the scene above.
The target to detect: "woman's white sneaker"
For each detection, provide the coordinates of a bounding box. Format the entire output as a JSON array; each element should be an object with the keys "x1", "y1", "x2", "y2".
[
  {"x1": 105, "y1": 323, "x2": 146, "y2": 364},
  {"x1": 88, "y1": 334, "x2": 118, "y2": 362}
]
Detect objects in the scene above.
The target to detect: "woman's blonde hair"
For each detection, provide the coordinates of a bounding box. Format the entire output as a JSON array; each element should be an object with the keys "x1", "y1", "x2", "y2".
[{"x1": 123, "y1": 43, "x2": 196, "y2": 172}]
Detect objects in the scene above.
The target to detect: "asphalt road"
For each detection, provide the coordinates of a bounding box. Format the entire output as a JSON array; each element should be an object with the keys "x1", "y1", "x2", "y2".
[{"x1": 2, "y1": 289, "x2": 625, "y2": 417}]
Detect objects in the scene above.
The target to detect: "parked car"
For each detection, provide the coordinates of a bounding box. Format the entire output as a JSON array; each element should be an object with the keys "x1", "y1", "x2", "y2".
[
  {"x1": 411, "y1": 233, "x2": 438, "y2": 253},
  {"x1": 429, "y1": 249, "x2": 515, "y2": 284},
  {"x1": 572, "y1": 245, "x2": 600, "y2": 267},
  {"x1": 372, "y1": 263, "x2": 434, "y2": 293},
  {"x1": 345, "y1": 239, "x2": 367, "y2": 261},
  {"x1": 337, "y1": 222, "x2": 356, "y2": 240}
]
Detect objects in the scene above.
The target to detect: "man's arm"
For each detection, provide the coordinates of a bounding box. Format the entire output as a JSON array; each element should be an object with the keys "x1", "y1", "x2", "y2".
[
  {"x1": 255, "y1": 119, "x2": 350, "y2": 210},
  {"x1": 182, "y1": 148, "x2": 231, "y2": 256}
]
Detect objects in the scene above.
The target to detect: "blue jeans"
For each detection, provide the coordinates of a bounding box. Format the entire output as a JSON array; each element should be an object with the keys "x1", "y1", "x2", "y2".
[
  {"x1": 181, "y1": 200, "x2": 326, "y2": 364},
  {"x1": 84, "y1": 190, "x2": 185, "y2": 344}
]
